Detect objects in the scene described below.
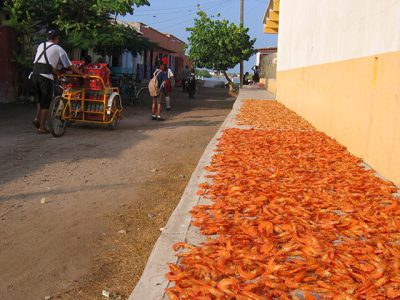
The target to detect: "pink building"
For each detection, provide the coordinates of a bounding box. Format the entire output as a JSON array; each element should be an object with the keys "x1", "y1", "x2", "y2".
[{"x1": 130, "y1": 22, "x2": 190, "y2": 84}]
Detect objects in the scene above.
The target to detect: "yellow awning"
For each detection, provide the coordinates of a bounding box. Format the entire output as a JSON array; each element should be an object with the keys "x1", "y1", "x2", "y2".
[{"x1": 263, "y1": 0, "x2": 280, "y2": 34}]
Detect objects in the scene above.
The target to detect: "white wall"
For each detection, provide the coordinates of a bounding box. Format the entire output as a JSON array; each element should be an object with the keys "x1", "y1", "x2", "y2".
[{"x1": 278, "y1": 0, "x2": 400, "y2": 71}]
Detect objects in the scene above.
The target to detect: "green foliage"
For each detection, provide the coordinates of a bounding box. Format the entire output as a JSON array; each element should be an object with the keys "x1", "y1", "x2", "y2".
[
  {"x1": 186, "y1": 10, "x2": 256, "y2": 82},
  {"x1": 2, "y1": 0, "x2": 152, "y2": 99},
  {"x1": 2, "y1": 0, "x2": 152, "y2": 58},
  {"x1": 195, "y1": 69, "x2": 212, "y2": 78}
]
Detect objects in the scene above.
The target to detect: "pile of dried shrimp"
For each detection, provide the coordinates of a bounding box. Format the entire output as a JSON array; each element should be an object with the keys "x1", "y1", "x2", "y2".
[
  {"x1": 166, "y1": 101, "x2": 399, "y2": 300},
  {"x1": 237, "y1": 100, "x2": 315, "y2": 131}
]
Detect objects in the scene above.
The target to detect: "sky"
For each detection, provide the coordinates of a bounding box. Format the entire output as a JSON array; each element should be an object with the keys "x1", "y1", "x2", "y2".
[{"x1": 123, "y1": 0, "x2": 278, "y2": 73}]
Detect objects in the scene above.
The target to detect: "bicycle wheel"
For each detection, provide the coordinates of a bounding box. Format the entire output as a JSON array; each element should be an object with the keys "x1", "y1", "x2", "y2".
[
  {"x1": 108, "y1": 93, "x2": 122, "y2": 130},
  {"x1": 49, "y1": 96, "x2": 68, "y2": 137},
  {"x1": 121, "y1": 85, "x2": 135, "y2": 106},
  {"x1": 137, "y1": 87, "x2": 152, "y2": 108}
]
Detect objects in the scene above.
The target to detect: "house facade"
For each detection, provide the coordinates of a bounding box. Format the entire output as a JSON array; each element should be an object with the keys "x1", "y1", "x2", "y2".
[
  {"x1": 264, "y1": 0, "x2": 400, "y2": 186},
  {"x1": 256, "y1": 47, "x2": 277, "y2": 94},
  {"x1": 129, "y1": 22, "x2": 189, "y2": 84},
  {"x1": 68, "y1": 21, "x2": 189, "y2": 86}
]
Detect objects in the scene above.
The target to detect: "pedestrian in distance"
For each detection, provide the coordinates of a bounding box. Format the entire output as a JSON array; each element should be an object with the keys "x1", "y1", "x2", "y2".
[
  {"x1": 243, "y1": 71, "x2": 250, "y2": 85},
  {"x1": 149, "y1": 63, "x2": 168, "y2": 121},
  {"x1": 30, "y1": 29, "x2": 87, "y2": 134},
  {"x1": 182, "y1": 65, "x2": 190, "y2": 93},
  {"x1": 186, "y1": 68, "x2": 196, "y2": 99},
  {"x1": 165, "y1": 67, "x2": 174, "y2": 111},
  {"x1": 252, "y1": 65, "x2": 260, "y2": 85},
  {"x1": 161, "y1": 54, "x2": 168, "y2": 66}
]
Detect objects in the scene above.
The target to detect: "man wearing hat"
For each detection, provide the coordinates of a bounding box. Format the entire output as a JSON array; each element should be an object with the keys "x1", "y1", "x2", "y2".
[{"x1": 31, "y1": 29, "x2": 86, "y2": 134}]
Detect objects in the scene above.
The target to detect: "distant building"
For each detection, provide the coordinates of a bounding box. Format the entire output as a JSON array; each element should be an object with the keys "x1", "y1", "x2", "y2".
[
  {"x1": 256, "y1": 47, "x2": 277, "y2": 94},
  {"x1": 81, "y1": 21, "x2": 190, "y2": 85},
  {"x1": 129, "y1": 22, "x2": 190, "y2": 84},
  {"x1": 264, "y1": 0, "x2": 400, "y2": 186}
]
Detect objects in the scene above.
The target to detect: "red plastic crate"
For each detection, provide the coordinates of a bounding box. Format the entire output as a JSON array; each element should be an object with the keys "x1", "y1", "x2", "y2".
[
  {"x1": 83, "y1": 63, "x2": 111, "y2": 90},
  {"x1": 72, "y1": 61, "x2": 85, "y2": 69},
  {"x1": 85, "y1": 90, "x2": 104, "y2": 100},
  {"x1": 61, "y1": 61, "x2": 85, "y2": 89}
]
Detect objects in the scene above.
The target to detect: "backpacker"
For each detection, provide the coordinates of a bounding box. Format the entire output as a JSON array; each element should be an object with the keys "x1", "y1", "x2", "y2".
[{"x1": 148, "y1": 70, "x2": 161, "y2": 97}]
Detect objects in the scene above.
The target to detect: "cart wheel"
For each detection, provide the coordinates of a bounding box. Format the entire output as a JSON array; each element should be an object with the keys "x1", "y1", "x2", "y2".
[
  {"x1": 137, "y1": 87, "x2": 151, "y2": 108},
  {"x1": 108, "y1": 94, "x2": 122, "y2": 130},
  {"x1": 49, "y1": 96, "x2": 67, "y2": 137}
]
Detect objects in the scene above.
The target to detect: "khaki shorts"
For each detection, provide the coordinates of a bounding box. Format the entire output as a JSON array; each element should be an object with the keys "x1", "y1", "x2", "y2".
[{"x1": 152, "y1": 94, "x2": 162, "y2": 104}]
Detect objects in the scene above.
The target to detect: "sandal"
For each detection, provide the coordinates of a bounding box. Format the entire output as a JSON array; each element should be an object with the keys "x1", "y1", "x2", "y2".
[
  {"x1": 37, "y1": 128, "x2": 50, "y2": 134},
  {"x1": 32, "y1": 119, "x2": 40, "y2": 128}
]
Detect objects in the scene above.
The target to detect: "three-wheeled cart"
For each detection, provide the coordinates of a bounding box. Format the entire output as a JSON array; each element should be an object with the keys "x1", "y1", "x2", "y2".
[{"x1": 49, "y1": 63, "x2": 123, "y2": 137}]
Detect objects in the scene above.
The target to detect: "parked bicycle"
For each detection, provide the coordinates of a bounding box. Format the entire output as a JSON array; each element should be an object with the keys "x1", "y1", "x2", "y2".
[{"x1": 111, "y1": 75, "x2": 151, "y2": 107}]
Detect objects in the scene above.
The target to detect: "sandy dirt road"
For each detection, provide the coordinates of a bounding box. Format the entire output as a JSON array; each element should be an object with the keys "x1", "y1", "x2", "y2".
[{"x1": 0, "y1": 87, "x2": 234, "y2": 300}]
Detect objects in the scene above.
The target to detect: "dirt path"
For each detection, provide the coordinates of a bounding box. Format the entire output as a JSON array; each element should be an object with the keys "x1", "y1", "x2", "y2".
[{"x1": 0, "y1": 87, "x2": 234, "y2": 300}]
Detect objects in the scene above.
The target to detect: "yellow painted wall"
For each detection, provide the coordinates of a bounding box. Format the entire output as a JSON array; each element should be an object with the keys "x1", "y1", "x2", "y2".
[
  {"x1": 277, "y1": 51, "x2": 400, "y2": 186},
  {"x1": 267, "y1": 78, "x2": 277, "y2": 95}
]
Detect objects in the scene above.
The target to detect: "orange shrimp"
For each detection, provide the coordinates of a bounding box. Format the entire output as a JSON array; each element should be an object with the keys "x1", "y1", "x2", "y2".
[
  {"x1": 216, "y1": 277, "x2": 240, "y2": 296},
  {"x1": 236, "y1": 265, "x2": 258, "y2": 280},
  {"x1": 332, "y1": 292, "x2": 357, "y2": 300},
  {"x1": 386, "y1": 284, "x2": 400, "y2": 298},
  {"x1": 165, "y1": 290, "x2": 179, "y2": 300},
  {"x1": 316, "y1": 280, "x2": 334, "y2": 290},
  {"x1": 166, "y1": 272, "x2": 187, "y2": 281},
  {"x1": 351, "y1": 261, "x2": 375, "y2": 273},
  {"x1": 236, "y1": 290, "x2": 264, "y2": 300},
  {"x1": 368, "y1": 258, "x2": 386, "y2": 280},
  {"x1": 203, "y1": 285, "x2": 226, "y2": 297},
  {"x1": 276, "y1": 243, "x2": 300, "y2": 255},
  {"x1": 258, "y1": 221, "x2": 274, "y2": 235},
  {"x1": 172, "y1": 242, "x2": 195, "y2": 252},
  {"x1": 304, "y1": 292, "x2": 318, "y2": 300}
]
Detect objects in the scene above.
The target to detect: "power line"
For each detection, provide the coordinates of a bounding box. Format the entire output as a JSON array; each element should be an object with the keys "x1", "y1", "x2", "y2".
[
  {"x1": 132, "y1": 0, "x2": 224, "y2": 15},
  {"x1": 145, "y1": 0, "x2": 231, "y2": 27},
  {"x1": 163, "y1": 0, "x2": 232, "y2": 32}
]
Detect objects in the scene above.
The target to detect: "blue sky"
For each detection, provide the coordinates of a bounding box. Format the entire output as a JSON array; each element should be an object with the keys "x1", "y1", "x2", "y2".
[{"x1": 123, "y1": 0, "x2": 278, "y2": 73}]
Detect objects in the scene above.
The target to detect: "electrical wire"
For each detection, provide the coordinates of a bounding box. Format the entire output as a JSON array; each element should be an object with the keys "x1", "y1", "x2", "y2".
[
  {"x1": 132, "y1": 0, "x2": 225, "y2": 16},
  {"x1": 141, "y1": 0, "x2": 231, "y2": 27}
]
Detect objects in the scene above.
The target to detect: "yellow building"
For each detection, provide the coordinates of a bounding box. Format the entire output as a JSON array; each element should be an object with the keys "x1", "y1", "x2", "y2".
[{"x1": 264, "y1": 0, "x2": 400, "y2": 186}]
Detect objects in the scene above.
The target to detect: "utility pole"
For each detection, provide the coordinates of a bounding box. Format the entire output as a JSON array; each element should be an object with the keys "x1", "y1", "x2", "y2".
[{"x1": 240, "y1": 0, "x2": 244, "y2": 88}]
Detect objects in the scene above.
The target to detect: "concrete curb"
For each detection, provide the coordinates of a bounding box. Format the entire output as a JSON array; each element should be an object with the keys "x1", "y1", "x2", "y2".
[{"x1": 128, "y1": 88, "x2": 275, "y2": 300}]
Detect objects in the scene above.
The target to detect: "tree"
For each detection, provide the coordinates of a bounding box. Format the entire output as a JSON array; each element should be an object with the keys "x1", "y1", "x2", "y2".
[
  {"x1": 2, "y1": 0, "x2": 153, "y2": 99},
  {"x1": 2, "y1": 0, "x2": 152, "y2": 67},
  {"x1": 186, "y1": 10, "x2": 256, "y2": 87},
  {"x1": 195, "y1": 69, "x2": 212, "y2": 78}
]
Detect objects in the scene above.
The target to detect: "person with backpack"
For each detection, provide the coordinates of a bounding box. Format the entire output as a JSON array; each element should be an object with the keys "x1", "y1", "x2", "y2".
[
  {"x1": 148, "y1": 63, "x2": 168, "y2": 121},
  {"x1": 30, "y1": 29, "x2": 87, "y2": 134}
]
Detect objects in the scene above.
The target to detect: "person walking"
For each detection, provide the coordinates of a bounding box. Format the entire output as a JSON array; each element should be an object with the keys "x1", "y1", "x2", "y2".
[
  {"x1": 251, "y1": 65, "x2": 260, "y2": 85},
  {"x1": 182, "y1": 65, "x2": 190, "y2": 93},
  {"x1": 187, "y1": 68, "x2": 196, "y2": 99},
  {"x1": 165, "y1": 67, "x2": 174, "y2": 111},
  {"x1": 243, "y1": 72, "x2": 250, "y2": 85},
  {"x1": 151, "y1": 64, "x2": 168, "y2": 121},
  {"x1": 31, "y1": 29, "x2": 86, "y2": 134}
]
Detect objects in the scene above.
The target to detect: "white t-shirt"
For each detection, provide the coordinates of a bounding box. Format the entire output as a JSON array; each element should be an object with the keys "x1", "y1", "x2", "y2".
[
  {"x1": 33, "y1": 42, "x2": 72, "y2": 80},
  {"x1": 167, "y1": 68, "x2": 174, "y2": 78}
]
